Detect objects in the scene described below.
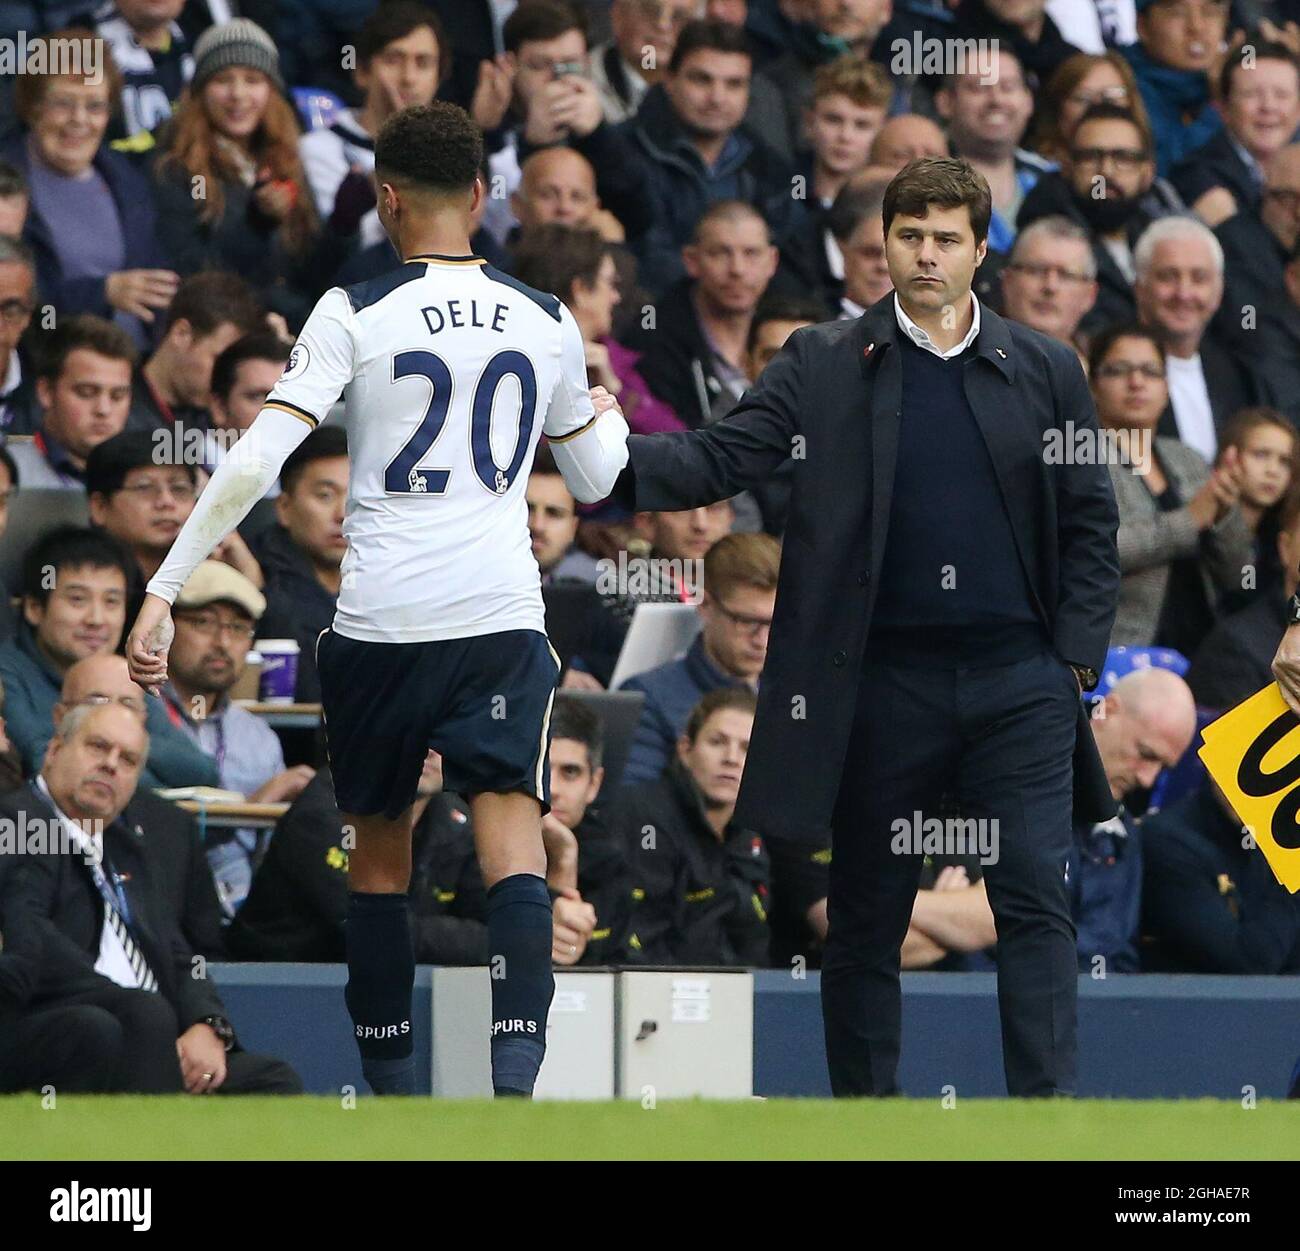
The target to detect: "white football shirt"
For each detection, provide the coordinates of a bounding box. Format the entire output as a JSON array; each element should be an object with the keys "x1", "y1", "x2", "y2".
[{"x1": 263, "y1": 254, "x2": 599, "y2": 644}]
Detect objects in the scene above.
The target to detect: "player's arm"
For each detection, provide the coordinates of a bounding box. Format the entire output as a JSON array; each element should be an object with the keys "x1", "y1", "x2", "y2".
[
  {"x1": 127, "y1": 289, "x2": 356, "y2": 688},
  {"x1": 543, "y1": 304, "x2": 630, "y2": 503},
  {"x1": 614, "y1": 326, "x2": 805, "y2": 514}
]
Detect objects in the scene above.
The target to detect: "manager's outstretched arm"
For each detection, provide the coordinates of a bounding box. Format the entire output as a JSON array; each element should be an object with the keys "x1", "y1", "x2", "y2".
[{"x1": 613, "y1": 325, "x2": 805, "y2": 514}]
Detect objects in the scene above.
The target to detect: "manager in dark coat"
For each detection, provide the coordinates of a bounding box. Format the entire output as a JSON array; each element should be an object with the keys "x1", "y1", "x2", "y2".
[{"x1": 603, "y1": 158, "x2": 1121, "y2": 1098}]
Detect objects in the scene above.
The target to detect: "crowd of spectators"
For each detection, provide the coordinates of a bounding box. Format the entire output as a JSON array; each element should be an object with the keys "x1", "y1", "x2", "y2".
[{"x1": 2, "y1": 0, "x2": 1300, "y2": 1093}]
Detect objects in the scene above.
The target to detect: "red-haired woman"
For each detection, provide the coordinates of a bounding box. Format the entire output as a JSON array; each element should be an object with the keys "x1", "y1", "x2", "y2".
[{"x1": 152, "y1": 20, "x2": 338, "y2": 329}]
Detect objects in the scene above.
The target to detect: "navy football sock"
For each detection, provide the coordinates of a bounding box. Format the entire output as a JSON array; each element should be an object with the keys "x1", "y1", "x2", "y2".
[
  {"x1": 486, "y1": 873, "x2": 554, "y2": 1097},
  {"x1": 345, "y1": 891, "x2": 416, "y2": 1096}
]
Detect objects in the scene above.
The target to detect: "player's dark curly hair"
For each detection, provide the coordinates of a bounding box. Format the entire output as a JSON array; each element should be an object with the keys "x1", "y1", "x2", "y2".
[{"x1": 374, "y1": 102, "x2": 483, "y2": 195}]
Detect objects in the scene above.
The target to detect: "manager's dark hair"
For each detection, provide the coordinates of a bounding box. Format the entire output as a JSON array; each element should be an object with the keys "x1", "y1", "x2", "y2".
[
  {"x1": 375, "y1": 101, "x2": 483, "y2": 196},
  {"x1": 281, "y1": 424, "x2": 349, "y2": 494},
  {"x1": 883, "y1": 157, "x2": 992, "y2": 247},
  {"x1": 21, "y1": 525, "x2": 133, "y2": 606},
  {"x1": 551, "y1": 695, "x2": 604, "y2": 771},
  {"x1": 85, "y1": 430, "x2": 196, "y2": 500}
]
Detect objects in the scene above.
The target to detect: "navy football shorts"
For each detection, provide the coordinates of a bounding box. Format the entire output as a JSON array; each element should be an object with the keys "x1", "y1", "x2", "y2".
[{"x1": 316, "y1": 627, "x2": 561, "y2": 819}]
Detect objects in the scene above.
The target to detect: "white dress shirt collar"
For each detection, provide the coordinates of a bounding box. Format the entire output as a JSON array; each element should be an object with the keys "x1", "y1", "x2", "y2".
[{"x1": 893, "y1": 292, "x2": 981, "y2": 360}]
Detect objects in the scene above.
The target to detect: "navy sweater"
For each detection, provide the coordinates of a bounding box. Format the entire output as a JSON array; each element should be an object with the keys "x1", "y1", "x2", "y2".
[{"x1": 869, "y1": 333, "x2": 1043, "y2": 666}]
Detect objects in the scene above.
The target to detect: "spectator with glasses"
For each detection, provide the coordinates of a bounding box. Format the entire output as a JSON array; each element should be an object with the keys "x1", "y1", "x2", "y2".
[
  {"x1": 1090, "y1": 324, "x2": 1253, "y2": 652},
  {"x1": 618, "y1": 531, "x2": 779, "y2": 786},
  {"x1": 1032, "y1": 51, "x2": 1146, "y2": 166},
  {"x1": 1018, "y1": 103, "x2": 1182, "y2": 335},
  {"x1": 86, "y1": 431, "x2": 263, "y2": 623},
  {"x1": 2, "y1": 28, "x2": 179, "y2": 346},
  {"x1": 999, "y1": 215, "x2": 1099, "y2": 364},
  {"x1": 159, "y1": 562, "x2": 316, "y2": 914},
  {"x1": 126, "y1": 271, "x2": 267, "y2": 436},
  {"x1": 0, "y1": 235, "x2": 38, "y2": 437}
]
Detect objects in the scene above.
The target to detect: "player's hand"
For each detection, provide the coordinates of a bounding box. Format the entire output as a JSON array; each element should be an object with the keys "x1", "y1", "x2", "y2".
[
  {"x1": 1273, "y1": 623, "x2": 1300, "y2": 715},
  {"x1": 105, "y1": 268, "x2": 180, "y2": 322},
  {"x1": 127, "y1": 594, "x2": 175, "y2": 693},
  {"x1": 541, "y1": 812, "x2": 579, "y2": 891},
  {"x1": 251, "y1": 765, "x2": 316, "y2": 804},
  {"x1": 470, "y1": 54, "x2": 515, "y2": 133},
  {"x1": 177, "y1": 1023, "x2": 227, "y2": 1094}
]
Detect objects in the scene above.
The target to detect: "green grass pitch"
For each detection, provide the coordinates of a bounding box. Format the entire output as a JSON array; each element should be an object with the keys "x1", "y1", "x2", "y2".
[{"x1": 3, "y1": 1096, "x2": 1298, "y2": 1160}]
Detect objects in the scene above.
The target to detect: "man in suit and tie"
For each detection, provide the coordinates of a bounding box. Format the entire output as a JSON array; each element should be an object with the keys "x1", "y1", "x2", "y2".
[
  {"x1": 597, "y1": 156, "x2": 1121, "y2": 1096},
  {"x1": 0, "y1": 701, "x2": 299, "y2": 1095}
]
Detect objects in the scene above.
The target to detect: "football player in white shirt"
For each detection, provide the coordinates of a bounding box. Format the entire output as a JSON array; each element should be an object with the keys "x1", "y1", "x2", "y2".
[{"x1": 127, "y1": 102, "x2": 630, "y2": 1098}]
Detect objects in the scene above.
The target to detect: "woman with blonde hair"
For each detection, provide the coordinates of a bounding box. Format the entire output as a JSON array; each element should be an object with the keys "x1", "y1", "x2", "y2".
[{"x1": 152, "y1": 20, "x2": 336, "y2": 328}]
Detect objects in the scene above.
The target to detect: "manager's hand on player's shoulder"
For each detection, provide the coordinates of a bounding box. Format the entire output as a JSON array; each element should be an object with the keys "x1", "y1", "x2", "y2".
[
  {"x1": 126, "y1": 593, "x2": 175, "y2": 693},
  {"x1": 1272, "y1": 624, "x2": 1300, "y2": 715}
]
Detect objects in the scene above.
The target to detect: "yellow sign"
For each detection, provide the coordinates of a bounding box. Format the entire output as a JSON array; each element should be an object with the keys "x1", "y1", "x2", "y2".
[{"x1": 1198, "y1": 684, "x2": 1300, "y2": 893}]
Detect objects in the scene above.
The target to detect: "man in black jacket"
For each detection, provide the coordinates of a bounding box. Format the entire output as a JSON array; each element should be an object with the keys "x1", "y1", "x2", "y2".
[
  {"x1": 229, "y1": 754, "x2": 489, "y2": 965},
  {"x1": 1141, "y1": 782, "x2": 1300, "y2": 973},
  {"x1": 612, "y1": 687, "x2": 770, "y2": 967},
  {"x1": 602, "y1": 157, "x2": 1120, "y2": 1096},
  {"x1": 0, "y1": 701, "x2": 299, "y2": 1093}
]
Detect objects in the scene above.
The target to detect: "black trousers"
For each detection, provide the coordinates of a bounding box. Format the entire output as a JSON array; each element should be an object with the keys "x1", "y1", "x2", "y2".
[
  {"x1": 0, "y1": 983, "x2": 301, "y2": 1095},
  {"x1": 821, "y1": 648, "x2": 1079, "y2": 1097}
]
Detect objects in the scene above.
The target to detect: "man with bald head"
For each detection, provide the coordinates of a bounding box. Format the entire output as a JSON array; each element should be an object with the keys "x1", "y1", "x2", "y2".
[
  {"x1": 511, "y1": 147, "x2": 624, "y2": 240},
  {"x1": 54, "y1": 653, "x2": 226, "y2": 958},
  {"x1": 904, "y1": 668, "x2": 1197, "y2": 975},
  {"x1": 868, "y1": 115, "x2": 948, "y2": 173},
  {"x1": 0, "y1": 703, "x2": 299, "y2": 1093}
]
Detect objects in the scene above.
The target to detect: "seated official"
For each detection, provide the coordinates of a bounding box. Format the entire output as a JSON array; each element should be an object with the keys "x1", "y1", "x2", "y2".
[
  {"x1": 613, "y1": 688, "x2": 770, "y2": 967},
  {"x1": 0, "y1": 526, "x2": 219, "y2": 790},
  {"x1": 1189, "y1": 481, "x2": 1300, "y2": 711},
  {"x1": 160, "y1": 562, "x2": 315, "y2": 914},
  {"x1": 619, "y1": 532, "x2": 778, "y2": 786},
  {"x1": 248, "y1": 426, "x2": 349, "y2": 704},
  {"x1": 0, "y1": 702, "x2": 300, "y2": 1094},
  {"x1": 8, "y1": 315, "x2": 135, "y2": 489},
  {"x1": 547, "y1": 697, "x2": 633, "y2": 966},
  {"x1": 1142, "y1": 781, "x2": 1300, "y2": 973},
  {"x1": 54, "y1": 652, "x2": 227, "y2": 959},
  {"x1": 229, "y1": 752, "x2": 488, "y2": 965},
  {"x1": 902, "y1": 668, "x2": 1197, "y2": 975}
]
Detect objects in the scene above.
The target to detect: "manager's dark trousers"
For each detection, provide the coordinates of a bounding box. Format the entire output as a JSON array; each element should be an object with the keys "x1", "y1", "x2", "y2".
[
  {"x1": 0, "y1": 983, "x2": 302, "y2": 1095},
  {"x1": 821, "y1": 648, "x2": 1079, "y2": 1097}
]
